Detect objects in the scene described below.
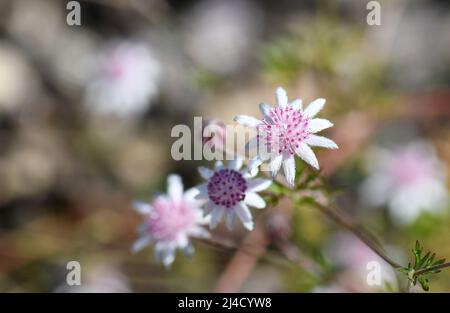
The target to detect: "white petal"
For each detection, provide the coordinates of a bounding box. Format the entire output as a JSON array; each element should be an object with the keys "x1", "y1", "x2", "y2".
[
  {"x1": 225, "y1": 210, "x2": 234, "y2": 230},
  {"x1": 295, "y1": 143, "x2": 319, "y2": 170},
  {"x1": 184, "y1": 187, "x2": 199, "y2": 200},
  {"x1": 162, "y1": 247, "x2": 176, "y2": 268},
  {"x1": 276, "y1": 87, "x2": 288, "y2": 108},
  {"x1": 235, "y1": 203, "x2": 254, "y2": 230},
  {"x1": 259, "y1": 103, "x2": 272, "y2": 117},
  {"x1": 247, "y1": 157, "x2": 263, "y2": 176},
  {"x1": 303, "y1": 98, "x2": 326, "y2": 118},
  {"x1": 154, "y1": 242, "x2": 166, "y2": 262},
  {"x1": 282, "y1": 154, "x2": 296, "y2": 186},
  {"x1": 189, "y1": 225, "x2": 210, "y2": 239},
  {"x1": 247, "y1": 178, "x2": 272, "y2": 192},
  {"x1": 193, "y1": 183, "x2": 208, "y2": 200},
  {"x1": 203, "y1": 200, "x2": 215, "y2": 215},
  {"x1": 176, "y1": 234, "x2": 189, "y2": 249},
  {"x1": 196, "y1": 209, "x2": 211, "y2": 225},
  {"x1": 304, "y1": 135, "x2": 338, "y2": 149},
  {"x1": 131, "y1": 235, "x2": 151, "y2": 253},
  {"x1": 215, "y1": 161, "x2": 224, "y2": 170},
  {"x1": 246, "y1": 136, "x2": 259, "y2": 152},
  {"x1": 308, "y1": 118, "x2": 333, "y2": 133},
  {"x1": 245, "y1": 192, "x2": 266, "y2": 209},
  {"x1": 210, "y1": 206, "x2": 224, "y2": 229},
  {"x1": 132, "y1": 201, "x2": 152, "y2": 214},
  {"x1": 167, "y1": 174, "x2": 183, "y2": 199},
  {"x1": 198, "y1": 166, "x2": 214, "y2": 179},
  {"x1": 291, "y1": 99, "x2": 303, "y2": 111},
  {"x1": 234, "y1": 115, "x2": 261, "y2": 128},
  {"x1": 228, "y1": 158, "x2": 243, "y2": 170},
  {"x1": 269, "y1": 154, "x2": 283, "y2": 177}
]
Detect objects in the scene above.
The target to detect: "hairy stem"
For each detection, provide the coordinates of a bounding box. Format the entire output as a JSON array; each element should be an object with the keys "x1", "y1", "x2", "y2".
[
  {"x1": 413, "y1": 262, "x2": 450, "y2": 277},
  {"x1": 313, "y1": 201, "x2": 402, "y2": 269}
]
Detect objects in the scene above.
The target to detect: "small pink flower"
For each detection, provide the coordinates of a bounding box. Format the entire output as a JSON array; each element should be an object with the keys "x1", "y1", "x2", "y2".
[
  {"x1": 234, "y1": 87, "x2": 338, "y2": 186},
  {"x1": 361, "y1": 141, "x2": 448, "y2": 224},
  {"x1": 194, "y1": 160, "x2": 272, "y2": 231},
  {"x1": 132, "y1": 175, "x2": 209, "y2": 267},
  {"x1": 86, "y1": 41, "x2": 160, "y2": 117}
]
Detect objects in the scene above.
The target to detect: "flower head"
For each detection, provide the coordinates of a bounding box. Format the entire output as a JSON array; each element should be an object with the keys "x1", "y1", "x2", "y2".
[
  {"x1": 86, "y1": 41, "x2": 160, "y2": 117},
  {"x1": 132, "y1": 175, "x2": 209, "y2": 267},
  {"x1": 360, "y1": 141, "x2": 448, "y2": 225},
  {"x1": 195, "y1": 160, "x2": 272, "y2": 231},
  {"x1": 234, "y1": 87, "x2": 338, "y2": 186}
]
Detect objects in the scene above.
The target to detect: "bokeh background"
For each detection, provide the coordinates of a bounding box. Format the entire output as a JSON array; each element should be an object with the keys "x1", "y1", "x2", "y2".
[{"x1": 0, "y1": 0, "x2": 449, "y2": 292}]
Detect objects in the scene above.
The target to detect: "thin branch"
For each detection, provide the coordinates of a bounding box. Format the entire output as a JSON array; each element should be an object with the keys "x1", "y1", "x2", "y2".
[{"x1": 313, "y1": 201, "x2": 401, "y2": 269}]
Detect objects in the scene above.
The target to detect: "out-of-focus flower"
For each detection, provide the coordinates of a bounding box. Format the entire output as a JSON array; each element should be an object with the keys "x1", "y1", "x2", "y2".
[
  {"x1": 85, "y1": 41, "x2": 161, "y2": 117},
  {"x1": 360, "y1": 141, "x2": 448, "y2": 225},
  {"x1": 184, "y1": 0, "x2": 262, "y2": 75},
  {"x1": 234, "y1": 87, "x2": 338, "y2": 186},
  {"x1": 194, "y1": 160, "x2": 272, "y2": 231},
  {"x1": 132, "y1": 175, "x2": 209, "y2": 267},
  {"x1": 326, "y1": 233, "x2": 398, "y2": 292},
  {"x1": 0, "y1": 43, "x2": 38, "y2": 113}
]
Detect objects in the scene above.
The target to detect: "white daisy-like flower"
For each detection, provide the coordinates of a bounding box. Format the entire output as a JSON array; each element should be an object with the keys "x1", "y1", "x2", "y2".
[
  {"x1": 361, "y1": 141, "x2": 448, "y2": 225},
  {"x1": 86, "y1": 41, "x2": 160, "y2": 117},
  {"x1": 132, "y1": 175, "x2": 209, "y2": 267},
  {"x1": 234, "y1": 87, "x2": 338, "y2": 186},
  {"x1": 194, "y1": 160, "x2": 272, "y2": 231}
]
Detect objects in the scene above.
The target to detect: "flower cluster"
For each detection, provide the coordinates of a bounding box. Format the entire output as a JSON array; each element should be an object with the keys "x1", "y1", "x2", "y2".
[{"x1": 132, "y1": 87, "x2": 337, "y2": 266}]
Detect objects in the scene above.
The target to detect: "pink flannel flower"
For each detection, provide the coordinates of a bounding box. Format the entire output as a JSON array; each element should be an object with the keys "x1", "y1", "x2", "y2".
[
  {"x1": 234, "y1": 87, "x2": 338, "y2": 186},
  {"x1": 86, "y1": 41, "x2": 160, "y2": 117},
  {"x1": 194, "y1": 160, "x2": 272, "y2": 231},
  {"x1": 132, "y1": 175, "x2": 209, "y2": 267},
  {"x1": 361, "y1": 141, "x2": 448, "y2": 225}
]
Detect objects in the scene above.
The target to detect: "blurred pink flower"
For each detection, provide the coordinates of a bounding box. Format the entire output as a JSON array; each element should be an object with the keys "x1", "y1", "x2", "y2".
[
  {"x1": 132, "y1": 175, "x2": 209, "y2": 267},
  {"x1": 235, "y1": 87, "x2": 337, "y2": 186},
  {"x1": 361, "y1": 140, "x2": 448, "y2": 224},
  {"x1": 86, "y1": 41, "x2": 160, "y2": 117},
  {"x1": 194, "y1": 160, "x2": 272, "y2": 231}
]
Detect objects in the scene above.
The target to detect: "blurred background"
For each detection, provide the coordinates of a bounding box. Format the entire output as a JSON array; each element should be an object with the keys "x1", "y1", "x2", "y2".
[{"x1": 0, "y1": 0, "x2": 449, "y2": 292}]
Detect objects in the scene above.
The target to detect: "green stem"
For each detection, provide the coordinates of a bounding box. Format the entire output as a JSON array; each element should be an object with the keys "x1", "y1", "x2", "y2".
[{"x1": 413, "y1": 262, "x2": 450, "y2": 277}]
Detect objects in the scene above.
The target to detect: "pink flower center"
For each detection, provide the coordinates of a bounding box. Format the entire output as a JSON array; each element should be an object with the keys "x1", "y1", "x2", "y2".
[
  {"x1": 258, "y1": 105, "x2": 310, "y2": 155},
  {"x1": 147, "y1": 197, "x2": 195, "y2": 241},
  {"x1": 207, "y1": 169, "x2": 247, "y2": 208}
]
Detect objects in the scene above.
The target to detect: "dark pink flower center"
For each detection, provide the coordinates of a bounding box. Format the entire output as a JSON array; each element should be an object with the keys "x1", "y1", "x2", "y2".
[
  {"x1": 258, "y1": 105, "x2": 310, "y2": 155},
  {"x1": 207, "y1": 169, "x2": 247, "y2": 208}
]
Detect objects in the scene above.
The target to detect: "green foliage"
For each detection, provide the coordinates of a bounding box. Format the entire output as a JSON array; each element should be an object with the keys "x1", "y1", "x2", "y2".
[
  {"x1": 398, "y1": 241, "x2": 446, "y2": 291},
  {"x1": 260, "y1": 16, "x2": 361, "y2": 84}
]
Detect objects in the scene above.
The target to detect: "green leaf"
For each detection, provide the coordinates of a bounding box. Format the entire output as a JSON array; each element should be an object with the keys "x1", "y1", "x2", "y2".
[
  {"x1": 403, "y1": 241, "x2": 446, "y2": 292},
  {"x1": 397, "y1": 267, "x2": 410, "y2": 274},
  {"x1": 417, "y1": 252, "x2": 431, "y2": 269},
  {"x1": 418, "y1": 276, "x2": 429, "y2": 291},
  {"x1": 415, "y1": 240, "x2": 420, "y2": 251}
]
